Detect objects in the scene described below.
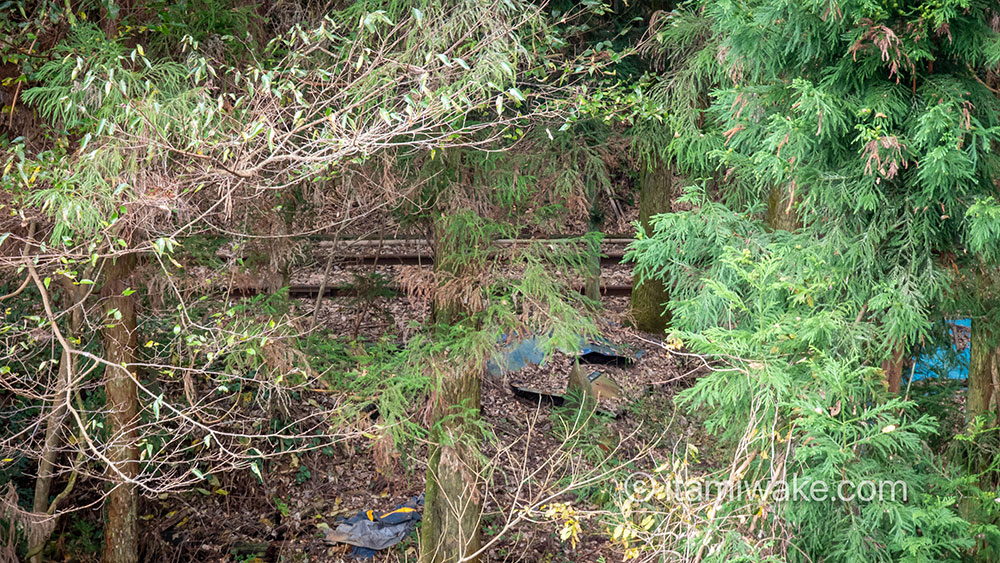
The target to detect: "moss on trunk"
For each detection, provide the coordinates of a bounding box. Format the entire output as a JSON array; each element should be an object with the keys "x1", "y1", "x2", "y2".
[
  {"x1": 421, "y1": 214, "x2": 483, "y2": 563},
  {"x1": 967, "y1": 317, "x2": 999, "y2": 422},
  {"x1": 420, "y1": 359, "x2": 483, "y2": 563},
  {"x1": 765, "y1": 184, "x2": 799, "y2": 231},
  {"x1": 630, "y1": 163, "x2": 673, "y2": 333}
]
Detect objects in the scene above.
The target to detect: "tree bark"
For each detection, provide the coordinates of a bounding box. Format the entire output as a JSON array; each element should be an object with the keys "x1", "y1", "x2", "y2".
[
  {"x1": 881, "y1": 342, "x2": 905, "y2": 394},
  {"x1": 420, "y1": 357, "x2": 482, "y2": 563},
  {"x1": 765, "y1": 184, "x2": 799, "y2": 231},
  {"x1": 967, "y1": 316, "x2": 999, "y2": 422},
  {"x1": 630, "y1": 162, "x2": 673, "y2": 333},
  {"x1": 101, "y1": 255, "x2": 139, "y2": 563},
  {"x1": 421, "y1": 214, "x2": 482, "y2": 563},
  {"x1": 584, "y1": 214, "x2": 601, "y2": 303},
  {"x1": 29, "y1": 283, "x2": 84, "y2": 563}
]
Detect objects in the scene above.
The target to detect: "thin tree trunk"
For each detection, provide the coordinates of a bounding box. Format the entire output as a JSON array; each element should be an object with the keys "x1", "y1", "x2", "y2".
[
  {"x1": 881, "y1": 342, "x2": 905, "y2": 394},
  {"x1": 967, "y1": 317, "x2": 999, "y2": 422},
  {"x1": 310, "y1": 250, "x2": 337, "y2": 329},
  {"x1": 421, "y1": 214, "x2": 482, "y2": 563},
  {"x1": 13, "y1": 221, "x2": 68, "y2": 563},
  {"x1": 102, "y1": 255, "x2": 139, "y2": 563},
  {"x1": 959, "y1": 299, "x2": 1000, "y2": 560},
  {"x1": 584, "y1": 215, "x2": 601, "y2": 303},
  {"x1": 29, "y1": 283, "x2": 84, "y2": 563},
  {"x1": 630, "y1": 162, "x2": 673, "y2": 332},
  {"x1": 31, "y1": 348, "x2": 68, "y2": 513},
  {"x1": 765, "y1": 183, "x2": 799, "y2": 231},
  {"x1": 27, "y1": 347, "x2": 68, "y2": 563}
]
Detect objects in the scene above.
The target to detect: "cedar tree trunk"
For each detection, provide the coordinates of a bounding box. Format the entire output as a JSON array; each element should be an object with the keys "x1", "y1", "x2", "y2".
[
  {"x1": 421, "y1": 215, "x2": 482, "y2": 563},
  {"x1": 630, "y1": 162, "x2": 673, "y2": 333},
  {"x1": 101, "y1": 256, "x2": 139, "y2": 563},
  {"x1": 765, "y1": 184, "x2": 799, "y2": 231},
  {"x1": 881, "y1": 342, "x2": 905, "y2": 394},
  {"x1": 968, "y1": 316, "x2": 999, "y2": 422}
]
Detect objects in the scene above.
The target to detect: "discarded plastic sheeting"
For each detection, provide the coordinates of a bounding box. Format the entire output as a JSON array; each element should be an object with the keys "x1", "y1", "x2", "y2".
[
  {"x1": 486, "y1": 333, "x2": 634, "y2": 377},
  {"x1": 321, "y1": 495, "x2": 423, "y2": 559},
  {"x1": 486, "y1": 335, "x2": 548, "y2": 376},
  {"x1": 910, "y1": 318, "x2": 969, "y2": 382},
  {"x1": 579, "y1": 340, "x2": 634, "y2": 367},
  {"x1": 510, "y1": 384, "x2": 565, "y2": 406}
]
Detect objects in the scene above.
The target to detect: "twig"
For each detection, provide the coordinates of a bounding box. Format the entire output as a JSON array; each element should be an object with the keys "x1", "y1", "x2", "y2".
[
  {"x1": 7, "y1": 37, "x2": 36, "y2": 130},
  {"x1": 0, "y1": 221, "x2": 36, "y2": 302}
]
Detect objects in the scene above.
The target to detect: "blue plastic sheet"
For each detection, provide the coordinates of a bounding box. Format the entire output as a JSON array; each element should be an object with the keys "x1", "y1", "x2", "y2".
[
  {"x1": 486, "y1": 334, "x2": 633, "y2": 376},
  {"x1": 910, "y1": 318, "x2": 969, "y2": 382},
  {"x1": 485, "y1": 335, "x2": 549, "y2": 376}
]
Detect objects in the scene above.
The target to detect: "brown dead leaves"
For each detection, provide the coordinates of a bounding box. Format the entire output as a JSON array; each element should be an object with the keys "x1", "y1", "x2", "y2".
[
  {"x1": 861, "y1": 135, "x2": 907, "y2": 181},
  {"x1": 848, "y1": 20, "x2": 913, "y2": 82}
]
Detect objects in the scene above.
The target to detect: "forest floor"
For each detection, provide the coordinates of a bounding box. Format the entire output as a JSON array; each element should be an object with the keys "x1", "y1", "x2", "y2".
[{"x1": 133, "y1": 295, "x2": 704, "y2": 563}]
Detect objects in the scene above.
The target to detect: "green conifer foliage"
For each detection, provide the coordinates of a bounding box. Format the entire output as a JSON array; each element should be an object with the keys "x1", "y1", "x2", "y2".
[{"x1": 629, "y1": 1, "x2": 1000, "y2": 560}]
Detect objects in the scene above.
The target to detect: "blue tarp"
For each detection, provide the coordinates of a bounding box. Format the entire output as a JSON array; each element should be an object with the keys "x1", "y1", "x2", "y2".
[
  {"x1": 485, "y1": 334, "x2": 634, "y2": 377},
  {"x1": 485, "y1": 335, "x2": 549, "y2": 376},
  {"x1": 910, "y1": 318, "x2": 969, "y2": 382}
]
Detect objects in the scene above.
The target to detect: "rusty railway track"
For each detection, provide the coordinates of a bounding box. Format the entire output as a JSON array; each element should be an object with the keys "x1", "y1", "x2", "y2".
[
  {"x1": 312, "y1": 237, "x2": 634, "y2": 266},
  {"x1": 325, "y1": 253, "x2": 628, "y2": 266},
  {"x1": 236, "y1": 237, "x2": 637, "y2": 299},
  {"x1": 282, "y1": 283, "x2": 633, "y2": 298}
]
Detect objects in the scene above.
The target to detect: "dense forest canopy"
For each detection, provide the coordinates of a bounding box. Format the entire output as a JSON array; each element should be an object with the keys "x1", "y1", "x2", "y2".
[{"x1": 2, "y1": 1, "x2": 1000, "y2": 562}]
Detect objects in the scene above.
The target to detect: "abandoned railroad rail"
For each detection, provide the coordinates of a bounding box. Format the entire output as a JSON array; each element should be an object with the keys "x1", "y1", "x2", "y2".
[
  {"x1": 279, "y1": 283, "x2": 634, "y2": 298},
  {"x1": 310, "y1": 237, "x2": 635, "y2": 266},
  {"x1": 314, "y1": 252, "x2": 629, "y2": 266}
]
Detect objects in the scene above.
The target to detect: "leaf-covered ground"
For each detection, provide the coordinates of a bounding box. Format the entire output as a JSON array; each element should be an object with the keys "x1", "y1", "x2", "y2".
[{"x1": 129, "y1": 297, "x2": 701, "y2": 563}]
